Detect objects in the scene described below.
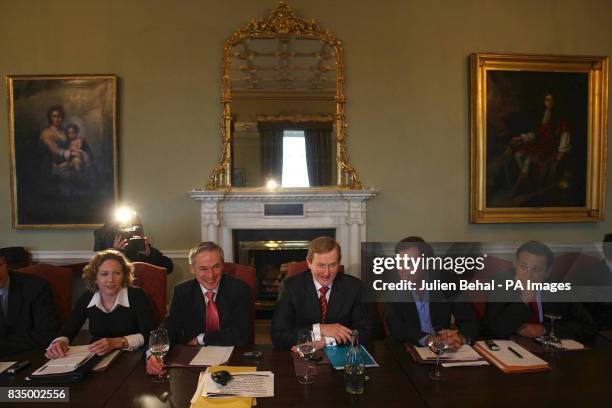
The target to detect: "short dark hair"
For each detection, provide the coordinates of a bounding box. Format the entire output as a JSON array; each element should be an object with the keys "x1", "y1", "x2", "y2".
[
  {"x1": 46, "y1": 105, "x2": 64, "y2": 123},
  {"x1": 394, "y1": 236, "x2": 434, "y2": 258},
  {"x1": 516, "y1": 241, "x2": 554, "y2": 269},
  {"x1": 190, "y1": 241, "x2": 224, "y2": 265}
]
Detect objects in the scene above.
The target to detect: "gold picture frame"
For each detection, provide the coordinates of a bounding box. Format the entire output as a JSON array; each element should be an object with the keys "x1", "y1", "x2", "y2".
[
  {"x1": 470, "y1": 53, "x2": 608, "y2": 223},
  {"x1": 206, "y1": 1, "x2": 362, "y2": 190},
  {"x1": 7, "y1": 74, "x2": 119, "y2": 229}
]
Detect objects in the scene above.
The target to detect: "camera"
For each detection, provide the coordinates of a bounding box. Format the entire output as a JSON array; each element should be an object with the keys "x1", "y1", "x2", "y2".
[{"x1": 119, "y1": 224, "x2": 145, "y2": 252}]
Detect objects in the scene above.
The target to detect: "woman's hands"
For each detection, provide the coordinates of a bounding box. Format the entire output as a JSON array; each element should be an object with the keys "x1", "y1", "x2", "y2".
[{"x1": 45, "y1": 340, "x2": 69, "y2": 359}]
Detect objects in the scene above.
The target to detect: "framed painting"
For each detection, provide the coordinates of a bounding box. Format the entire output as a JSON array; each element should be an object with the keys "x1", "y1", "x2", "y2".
[
  {"x1": 470, "y1": 53, "x2": 608, "y2": 223},
  {"x1": 7, "y1": 74, "x2": 118, "y2": 229}
]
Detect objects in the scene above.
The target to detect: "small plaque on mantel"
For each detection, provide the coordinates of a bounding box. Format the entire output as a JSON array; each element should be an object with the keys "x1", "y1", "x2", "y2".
[{"x1": 264, "y1": 204, "x2": 304, "y2": 216}]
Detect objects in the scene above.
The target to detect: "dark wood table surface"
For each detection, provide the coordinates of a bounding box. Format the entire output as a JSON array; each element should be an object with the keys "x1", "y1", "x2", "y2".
[
  {"x1": 388, "y1": 336, "x2": 612, "y2": 408},
  {"x1": 107, "y1": 342, "x2": 427, "y2": 407},
  {"x1": 2, "y1": 336, "x2": 611, "y2": 407},
  {"x1": 0, "y1": 348, "x2": 144, "y2": 408}
]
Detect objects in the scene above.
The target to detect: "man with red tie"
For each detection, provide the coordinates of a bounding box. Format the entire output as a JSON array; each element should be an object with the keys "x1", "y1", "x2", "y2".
[
  {"x1": 484, "y1": 241, "x2": 595, "y2": 340},
  {"x1": 146, "y1": 242, "x2": 251, "y2": 375},
  {"x1": 271, "y1": 236, "x2": 377, "y2": 350}
]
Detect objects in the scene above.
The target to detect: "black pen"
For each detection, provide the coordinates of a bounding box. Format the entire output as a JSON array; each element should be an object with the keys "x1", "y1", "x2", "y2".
[{"x1": 508, "y1": 346, "x2": 523, "y2": 359}]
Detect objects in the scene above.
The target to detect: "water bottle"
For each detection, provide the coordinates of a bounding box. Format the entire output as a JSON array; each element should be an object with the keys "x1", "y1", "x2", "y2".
[{"x1": 344, "y1": 329, "x2": 365, "y2": 395}]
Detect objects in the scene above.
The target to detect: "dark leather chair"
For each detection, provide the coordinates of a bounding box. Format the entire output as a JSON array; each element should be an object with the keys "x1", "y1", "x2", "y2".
[{"x1": 223, "y1": 262, "x2": 256, "y2": 344}]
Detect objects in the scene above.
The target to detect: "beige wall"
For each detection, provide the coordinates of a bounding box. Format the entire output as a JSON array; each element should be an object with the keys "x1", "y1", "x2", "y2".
[{"x1": 1, "y1": 0, "x2": 611, "y2": 278}]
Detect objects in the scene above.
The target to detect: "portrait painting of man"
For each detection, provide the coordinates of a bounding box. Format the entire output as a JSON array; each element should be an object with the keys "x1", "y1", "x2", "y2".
[
  {"x1": 470, "y1": 53, "x2": 608, "y2": 223},
  {"x1": 7, "y1": 75, "x2": 118, "y2": 228},
  {"x1": 485, "y1": 70, "x2": 588, "y2": 208}
]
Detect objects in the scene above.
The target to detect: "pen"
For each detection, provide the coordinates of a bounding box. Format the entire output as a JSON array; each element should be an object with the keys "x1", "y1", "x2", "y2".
[{"x1": 508, "y1": 346, "x2": 523, "y2": 359}]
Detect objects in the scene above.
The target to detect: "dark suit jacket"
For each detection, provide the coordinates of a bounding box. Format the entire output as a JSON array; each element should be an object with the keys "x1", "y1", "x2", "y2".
[
  {"x1": 384, "y1": 275, "x2": 479, "y2": 345},
  {"x1": 161, "y1": 274, "x2": 252, "y2": 346},
  {"x1": 271, "y1": 270, "x2": 378, "y2": 350},
  {"x1": 572, "y1": 259, "x2": 612, "y2": 330},
  {"x1": 484, "y1": 270, "x2": 597, "y2": 340},
  {"x1": 0, "y1": 271, "x2": 60, "y2": 357}
]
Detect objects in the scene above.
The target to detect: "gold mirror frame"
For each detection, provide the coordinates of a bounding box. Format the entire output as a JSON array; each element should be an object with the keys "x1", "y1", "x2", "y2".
[{"x1": 206, "y1": 1, "x2": 362, "y2": 190}]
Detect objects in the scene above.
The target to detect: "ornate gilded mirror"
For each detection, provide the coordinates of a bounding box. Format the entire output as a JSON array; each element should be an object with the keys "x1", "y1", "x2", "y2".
[{"x1": 207, "y1": 2, "x2": 362, "y2": 190}]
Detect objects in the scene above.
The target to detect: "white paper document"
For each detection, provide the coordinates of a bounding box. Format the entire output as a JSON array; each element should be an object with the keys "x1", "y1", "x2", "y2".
[
  {"x1": 190, "y1": 346, "x2": 234, "y2": 366},
  {"x1": 415, "y1": 344, "x2": 484, "y2": 361},
  {"x1": 535, "y1": 338, "x2": 584, "y2": 350},
  {"x1": 0, "y1": 362, "x2": 17, "y2": 374},
  {"x1": 442, "y1": 360, "x2": 490, "y2": 367},
  {"x1": 202, "y1": 371, "x2": 274, "y2": 398},
  {"x1": 31, "y1": 345, "x2": 94, "y2": 376},
  {"x1": 481, "y1": 340, "x2": 548, "y2": 367}
]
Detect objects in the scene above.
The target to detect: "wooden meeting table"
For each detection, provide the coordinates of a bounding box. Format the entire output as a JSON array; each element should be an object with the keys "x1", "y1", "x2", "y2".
[{"x1": 2, "y1": 336, "x2": 610, "y2": 407}]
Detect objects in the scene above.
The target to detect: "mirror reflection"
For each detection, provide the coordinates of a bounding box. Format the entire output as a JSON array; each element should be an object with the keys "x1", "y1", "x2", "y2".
[{"x1": 230, "y1": 37, "x2": 338, "y2": 187}]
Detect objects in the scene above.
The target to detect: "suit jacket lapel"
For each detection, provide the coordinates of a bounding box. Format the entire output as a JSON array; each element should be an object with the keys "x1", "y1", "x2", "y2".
[
  {"x1": 326, "y1": 274, "x2": 343, "y2": 323},
  {"x1": 215, "y1": 275, "x2": 229, "y2": 328},
  {"x1": 304, "y1": 271, "x2": 322, "y2": 323},
  {"x1": 190, "y1": 279, "x2": 206, "y2": 332}
]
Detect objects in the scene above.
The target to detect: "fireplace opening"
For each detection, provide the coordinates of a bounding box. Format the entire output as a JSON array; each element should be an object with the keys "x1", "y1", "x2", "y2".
[{"x1": 233, "y1": 228, "x2": 335, "y2": 318}]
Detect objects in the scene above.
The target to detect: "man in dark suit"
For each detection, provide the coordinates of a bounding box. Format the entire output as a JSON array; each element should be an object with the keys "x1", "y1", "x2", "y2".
[
  {"x1": 0, "y1": 249, "x2": 60, "y2": 357},
  {"x1": 484, "y1": 241, "x2": 596, "y2": 340},
  {"x1": 384, "y1": 237, "x2": 479, "y2": 351},
  {"x1": 272, "y1": 236, "x2": 377, "y2": 350},
  {"x1": 146, "y1": 241, "x2": 251, "y2": 375}
]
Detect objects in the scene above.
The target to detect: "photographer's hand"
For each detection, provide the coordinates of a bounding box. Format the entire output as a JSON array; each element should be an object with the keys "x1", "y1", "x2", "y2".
[{"x1": 113, "y1": 234, "x2": 128, "y2": 251}]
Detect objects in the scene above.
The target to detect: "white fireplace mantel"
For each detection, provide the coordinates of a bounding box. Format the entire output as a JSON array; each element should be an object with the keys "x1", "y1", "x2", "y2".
[{"x1": 189, "y1": 188, "x2": 379, "y2": 277}]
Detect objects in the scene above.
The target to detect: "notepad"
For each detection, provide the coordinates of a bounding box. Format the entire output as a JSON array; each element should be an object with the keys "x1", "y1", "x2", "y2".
[
  {"x1": 190, "y1": 346, "x2": 234, "y2": 366},
  {"x1": 474, "y1": 340, "x2": 550, "y2": 373},
  {"x1": 323, "y1": 345, "x2": 379, "y2": 370},
  {"x1": 92, "y1": 350, "x2": 122, "y2": 372}
]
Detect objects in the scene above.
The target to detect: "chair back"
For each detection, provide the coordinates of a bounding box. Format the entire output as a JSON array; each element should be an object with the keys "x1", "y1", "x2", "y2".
[
  {"x1": 133, "y1": 262, "x2": 167, "y2": 326},
  {"x1": 223, "y1": 262, "x2": 256, "y2": 344},
  {"x1": 17, "y1": 263, "x2": 73, "y2": 322}
]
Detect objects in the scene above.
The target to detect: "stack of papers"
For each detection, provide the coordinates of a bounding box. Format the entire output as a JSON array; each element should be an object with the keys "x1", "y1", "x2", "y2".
[
  {"x1": 203, "y1": 371, "x2": 274, "y2": 398},
  {"x1": 190, "y1": 366, "x2": 258, "y2": 408},
  {"x1": 31, "y1": 345, "x2": 94, "y2": 376},
  {"x1": 323, "y1": 345, "x2": 379, "y2": 370},
  {"x1": 189, "y1": 346, "x2": 234, "y2": 366},
  {"x1": 414, "y1": 345, "x2": 489, "y2": 367},
  {"x1": 474, "y1": 340, "x2": 550, "y2": 373}
]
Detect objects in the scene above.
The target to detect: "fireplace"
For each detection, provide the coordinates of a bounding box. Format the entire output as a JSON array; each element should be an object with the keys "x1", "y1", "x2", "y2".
[
  {"x1": 233, "y1": 228, "x2": 335, "y2": 312},
  {"x1": 190, "y1": 188, "x2": 378, "y2": 277}
]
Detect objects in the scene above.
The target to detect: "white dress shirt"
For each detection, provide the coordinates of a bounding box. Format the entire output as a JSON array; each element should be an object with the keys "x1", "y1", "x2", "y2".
[{"x1": 311, "y1": 277, "x2": 336, "y2": 346}]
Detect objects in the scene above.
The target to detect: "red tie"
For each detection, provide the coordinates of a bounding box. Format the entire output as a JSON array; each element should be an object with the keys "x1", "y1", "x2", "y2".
[
  {"x1": 205, "y1": 291, "x2": 220, "y2": 333},
  {"x1": 319, "y1": 287, "x2": 328, "y2": 323}
]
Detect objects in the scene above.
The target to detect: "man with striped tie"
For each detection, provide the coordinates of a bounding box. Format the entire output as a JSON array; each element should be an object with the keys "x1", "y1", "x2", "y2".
[{"x1": 272, "y1": 236, "x2": 377, "y2": 350}]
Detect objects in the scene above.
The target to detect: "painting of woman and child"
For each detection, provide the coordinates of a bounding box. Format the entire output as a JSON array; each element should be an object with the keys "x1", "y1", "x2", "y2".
[{"x1": 8, "y1": 75, "x2": 117, "y2": 228}]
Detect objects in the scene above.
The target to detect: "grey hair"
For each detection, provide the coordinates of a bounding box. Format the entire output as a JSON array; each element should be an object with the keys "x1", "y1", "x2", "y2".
[{"x1": 189, "y1": 241, "x2": 225, "y2": 265}]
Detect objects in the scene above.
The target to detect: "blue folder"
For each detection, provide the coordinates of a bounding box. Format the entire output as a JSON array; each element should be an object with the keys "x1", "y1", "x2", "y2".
[{"x1": 323, "y1": 345, "x2": 380, "y2": 370}]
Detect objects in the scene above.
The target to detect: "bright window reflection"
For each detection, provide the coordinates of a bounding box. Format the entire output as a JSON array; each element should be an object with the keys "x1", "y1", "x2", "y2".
[{"x1": 281, "y1": 130, "x2": 310, "y2": 187}]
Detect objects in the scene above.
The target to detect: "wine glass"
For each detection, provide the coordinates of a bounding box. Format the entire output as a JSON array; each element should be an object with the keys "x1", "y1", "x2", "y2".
[
  {"x1": 427, "y1": 327, "x2": 448, "y2": 381},
  {"x1": 149, "y1": 328, "x2": 170, "y2": 382},
  {"x1": 542, "y1": 313, "x2": 562, "y2": 352},
  {"x1": 295, "y1": 329, "x2": 316, "y2": 384}
]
